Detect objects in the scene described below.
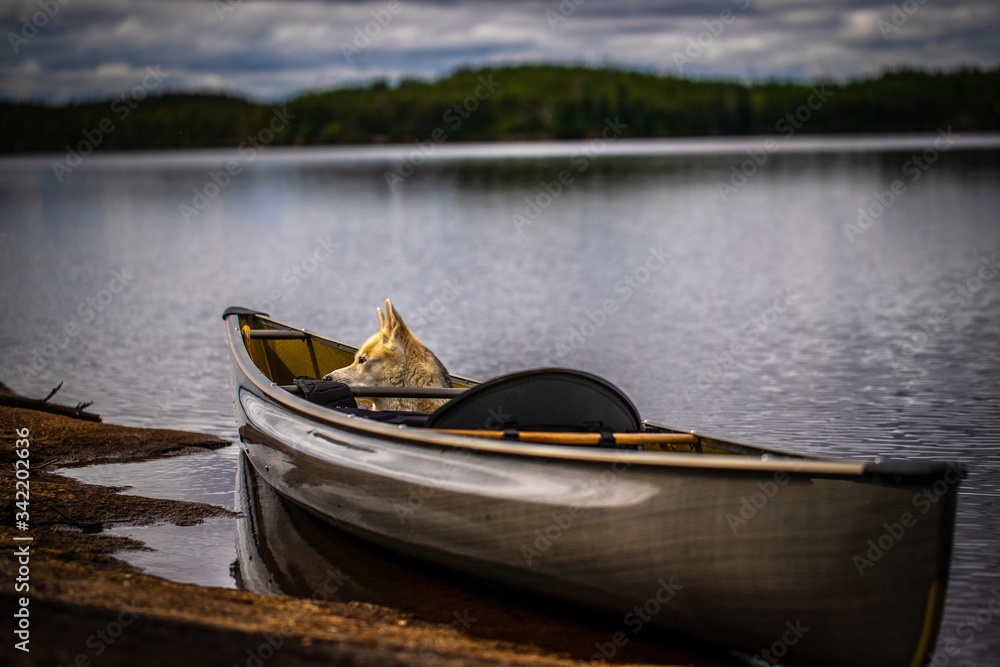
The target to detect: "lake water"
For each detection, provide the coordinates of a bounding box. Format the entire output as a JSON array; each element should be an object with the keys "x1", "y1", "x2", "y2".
[{"x1": 2, "y1": 135, "x2": 999, "y2": 665}]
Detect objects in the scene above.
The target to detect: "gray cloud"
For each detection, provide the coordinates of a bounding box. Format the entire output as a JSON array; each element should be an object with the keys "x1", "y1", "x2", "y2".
[{"x1": 1, "y1": 0, "x2": 998, "y2": 102}]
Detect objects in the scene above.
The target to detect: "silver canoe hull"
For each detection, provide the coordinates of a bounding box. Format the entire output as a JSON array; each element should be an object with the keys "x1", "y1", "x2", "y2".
[{"x1": 225, "y1": 310, "x2": 959, "y2": 667}]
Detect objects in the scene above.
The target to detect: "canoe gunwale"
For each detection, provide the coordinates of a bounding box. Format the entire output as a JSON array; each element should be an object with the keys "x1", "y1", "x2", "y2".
[{"x1": 225, "y1": 312, "x2": 960, "y2": 481}]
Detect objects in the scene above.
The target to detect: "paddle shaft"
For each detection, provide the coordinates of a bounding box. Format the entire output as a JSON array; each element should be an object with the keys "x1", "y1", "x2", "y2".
[{"x1": 429, "y1": 429, "x2": 699, "y2": 446}]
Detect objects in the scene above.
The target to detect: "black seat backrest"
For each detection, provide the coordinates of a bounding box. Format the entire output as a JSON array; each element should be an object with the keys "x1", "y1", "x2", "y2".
[{"x1": 426, "y1": 368, "x2": 641, "y2": 433}]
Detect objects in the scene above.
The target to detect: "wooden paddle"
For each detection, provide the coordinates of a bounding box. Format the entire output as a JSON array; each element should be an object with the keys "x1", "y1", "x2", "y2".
[{"x1": 427, "y1": 429, "x2": 699, "y2": 447}]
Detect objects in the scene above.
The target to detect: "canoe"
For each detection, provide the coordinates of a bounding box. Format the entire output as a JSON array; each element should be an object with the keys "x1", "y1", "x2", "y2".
[
  {"x1": 233, "y1": 449, "x2": 732, "y2": 664},
  {"x1": 224, "y1": 306, "x2": 961, "y2": 667}
]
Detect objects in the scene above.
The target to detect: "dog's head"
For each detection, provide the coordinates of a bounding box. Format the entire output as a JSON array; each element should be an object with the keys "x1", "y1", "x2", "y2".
[{"x1": 322, "y1": 299, "x2": 420, "y2": 388}]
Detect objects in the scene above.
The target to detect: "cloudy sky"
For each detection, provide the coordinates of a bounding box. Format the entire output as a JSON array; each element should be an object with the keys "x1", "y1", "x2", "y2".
[{"x1": 2, "y1": 0, "x2": 998, "y2": 103}]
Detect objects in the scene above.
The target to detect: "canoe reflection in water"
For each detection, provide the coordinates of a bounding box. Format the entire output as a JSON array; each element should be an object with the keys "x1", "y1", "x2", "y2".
[{"x1": 232, "y1": 452, "x2": 736, "y2": 666}]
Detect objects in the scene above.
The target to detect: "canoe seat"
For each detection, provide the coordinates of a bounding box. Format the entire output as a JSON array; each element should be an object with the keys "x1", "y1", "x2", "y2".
[{"x1": 426, "y1": 368, "x2": 641, "y2": 434}]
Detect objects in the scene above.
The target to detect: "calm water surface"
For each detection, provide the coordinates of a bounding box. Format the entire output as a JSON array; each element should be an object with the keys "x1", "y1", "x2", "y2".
[{"x1": 1, "y1": 136, "x2": 998, "y2": 664}]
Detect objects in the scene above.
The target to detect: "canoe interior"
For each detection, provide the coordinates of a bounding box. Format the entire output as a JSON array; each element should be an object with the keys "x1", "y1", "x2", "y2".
[
  {"x1": 231, "y1": 311, "x2": 747, "y2": 456},
  {"x1": 239, "y1": 313, "x2": 477, "y2": 386},
  {"x1": 242, "y1": 320, "x2": 352, "y2": 386}
]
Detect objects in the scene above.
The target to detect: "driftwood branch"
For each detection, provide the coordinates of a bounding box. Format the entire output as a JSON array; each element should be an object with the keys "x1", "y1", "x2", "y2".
[
  {"x1": 0, "y1": 386, "x2": 102, "y2": 422},
  {"x1": 43, "y1": 381, "x2": 64, "y2": 403}
]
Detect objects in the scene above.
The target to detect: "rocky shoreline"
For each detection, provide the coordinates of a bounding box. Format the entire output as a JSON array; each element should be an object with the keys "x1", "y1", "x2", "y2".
[{"x1": 0, "y1": 383, "x2": 712, "y2": 667}]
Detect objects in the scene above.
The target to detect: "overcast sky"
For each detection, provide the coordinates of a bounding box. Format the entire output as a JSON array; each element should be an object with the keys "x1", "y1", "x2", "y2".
[{"x1": 2, "y1": 0, "x2": 998, "y2": 103}]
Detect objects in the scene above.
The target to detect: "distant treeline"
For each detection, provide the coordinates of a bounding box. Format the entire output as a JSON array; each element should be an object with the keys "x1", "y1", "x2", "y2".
[{"x1": 2, "y1": 65, "x2": 999, "y2": 153}]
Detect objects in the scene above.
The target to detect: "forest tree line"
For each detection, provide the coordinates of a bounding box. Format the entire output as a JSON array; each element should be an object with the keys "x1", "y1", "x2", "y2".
[{"x1": 2, "y1": 65, "x2": 998, "y2": 153}]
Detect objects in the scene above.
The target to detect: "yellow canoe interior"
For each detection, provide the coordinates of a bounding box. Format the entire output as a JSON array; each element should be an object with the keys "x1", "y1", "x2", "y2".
[
  {"x1": 234, "y1": 314, "x2": 735, "y2": 456},
  {"x1": 241, "y1": 321, "x2": 354, "y2": 386}
]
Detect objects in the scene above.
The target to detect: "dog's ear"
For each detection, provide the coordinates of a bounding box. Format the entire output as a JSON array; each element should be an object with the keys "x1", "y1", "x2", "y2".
[{"x1": 383, "y1": 299, "x2": 411, "y2": 341}]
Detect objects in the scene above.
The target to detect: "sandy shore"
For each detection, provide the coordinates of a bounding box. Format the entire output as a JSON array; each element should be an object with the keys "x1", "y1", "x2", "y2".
[{"x1": 0, "y1": 383, "x2": 718, "y2": 667}]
